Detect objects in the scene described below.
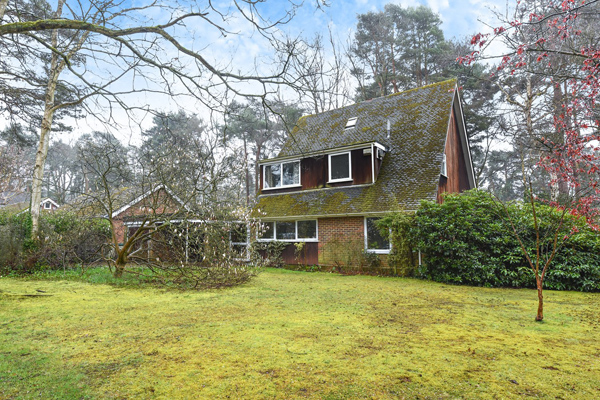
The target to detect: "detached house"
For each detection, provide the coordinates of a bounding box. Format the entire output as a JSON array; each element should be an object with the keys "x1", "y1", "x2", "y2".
[{"x1": 254, "y1": 79, "x2": 475, "y2": 266}]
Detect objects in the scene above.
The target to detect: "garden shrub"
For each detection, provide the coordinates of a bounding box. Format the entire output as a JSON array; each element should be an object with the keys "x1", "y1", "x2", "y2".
[
  {"x1": 377, "y1": 212, "x2": 417, "y2": 277},
  {"x1": 0, "y1": 210, "x2": 110, "y2": 274},
  {"x1": 407, "y1": 189, "x2": 600, "y2": 291},
  {"x1": 250, "y1": 240, "x2": 288, "y2": 268}
]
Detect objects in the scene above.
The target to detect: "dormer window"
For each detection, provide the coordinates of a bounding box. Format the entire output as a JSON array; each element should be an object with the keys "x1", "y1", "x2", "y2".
[
  {"x1": 328, "y1": 152, "x2": 352, "y2": 183},
  {"x1": 345, "y1": 117, "x2": 357, "y2": 130},
  {"x1": 264, "y1": 160, "x2": 300, "y2": 189}
]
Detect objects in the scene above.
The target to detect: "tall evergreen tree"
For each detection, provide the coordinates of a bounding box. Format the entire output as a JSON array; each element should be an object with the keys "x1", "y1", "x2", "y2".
[
  {"x1": 225, "y1": 99, "x2": 303, "y2": 204},
  {"x1": 350, "y1": 4, "x2": 453, "y2": 100}
]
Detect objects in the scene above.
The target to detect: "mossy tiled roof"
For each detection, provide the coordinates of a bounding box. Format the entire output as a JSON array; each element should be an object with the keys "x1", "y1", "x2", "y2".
[{"x1": 255, "y1": 80, "x2": 457, "y2": 219}]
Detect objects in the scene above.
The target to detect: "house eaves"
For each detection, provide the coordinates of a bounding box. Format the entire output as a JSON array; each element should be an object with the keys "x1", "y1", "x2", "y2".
[{"x1": 259, "y1": 141, "x2": 386, "y2": 165}]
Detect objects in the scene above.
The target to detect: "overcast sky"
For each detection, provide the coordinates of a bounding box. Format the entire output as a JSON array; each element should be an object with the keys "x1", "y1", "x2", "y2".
[
  {"x1": 3, "y1": 0, "x2": 505, "y2": 144},
  {"x1": 277, "y1": 0, "x2": 502, "y2": 43}
]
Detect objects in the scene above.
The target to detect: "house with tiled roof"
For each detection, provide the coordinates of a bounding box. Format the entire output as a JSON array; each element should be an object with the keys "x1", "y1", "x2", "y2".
[
  {"x1": 64, "y1": 184, "x2": 189, "y2": 245},
  {"x1": 253, "y1": 79, "x2": 475, "y2": 266}
]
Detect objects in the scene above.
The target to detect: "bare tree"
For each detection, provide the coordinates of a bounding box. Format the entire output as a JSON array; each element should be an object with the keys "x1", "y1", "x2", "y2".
[
  {"x1": 72, "y1": 127, "x2": 256, "y2": 287},
  {"x1": 1, "y1": 0, "x2": 324, "y2": 240},
  {"x1": 0, "y1": 123, "x2": 35, "y2": 205},
  {"x1": 289, "y1": 30, "x2": 353, "y2": 114}
]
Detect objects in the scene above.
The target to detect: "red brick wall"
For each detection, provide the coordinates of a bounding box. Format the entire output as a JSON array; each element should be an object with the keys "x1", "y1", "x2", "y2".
[
  {"x1": 318, "y1": 216, "x2": 364, "y2": 265},
  {"x1": 316, "y1": 216, "x2": 390, "y2": 268},
  {"x1": 113, "y1": 218, "x2": 126, "y2": 244}
]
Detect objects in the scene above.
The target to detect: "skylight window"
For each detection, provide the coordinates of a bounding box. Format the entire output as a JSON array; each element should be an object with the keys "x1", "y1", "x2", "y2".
[{"x1": 345, "y1": 117, "x2": 357, "y2": 129}]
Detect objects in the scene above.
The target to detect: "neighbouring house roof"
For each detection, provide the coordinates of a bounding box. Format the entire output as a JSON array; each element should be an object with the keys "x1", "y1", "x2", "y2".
[
  {"x1": 255, "y1": 79, "x2": 462, "y2": 219},
  {"x1": 64, "y1": 184, "x2": 190, "y2": 219},
  {"x1": 110, "y1": 184, "x2": 189, "y2": 218},
  {"x1": 41, "y1": 198, "x2": 60, "y2": 208}
]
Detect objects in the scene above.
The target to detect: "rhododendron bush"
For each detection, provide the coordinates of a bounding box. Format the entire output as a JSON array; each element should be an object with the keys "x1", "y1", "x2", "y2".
[{"x1": 460, "y1": 0, "x2": 599, "y2": 320}]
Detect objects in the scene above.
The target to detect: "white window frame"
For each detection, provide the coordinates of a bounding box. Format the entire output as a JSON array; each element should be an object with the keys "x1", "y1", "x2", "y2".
[
  {"x1": 345, "y1": 117, "x2": 357, "y2": 129},
  {"x1": 262, "y1": 160, "x2": 301, "y2": 191},
  {"x1": 364, "y1": 217, "x2": 391, "y2": 254},
  {"x1": 441, "y1": 153, "x2": 447, "y2": 177},
  {"x1": 43, "y1": 202, "x2": 51, "y2": 209},
  {"x1": 328, "y1": 152, "x2": 353, "y2": 183},
  {"x1": 257, "y1": 219, "x2": 318, "y2": 242},
  {"x1": 230, "y1": 223, "x2": 250, "y2": 261}
]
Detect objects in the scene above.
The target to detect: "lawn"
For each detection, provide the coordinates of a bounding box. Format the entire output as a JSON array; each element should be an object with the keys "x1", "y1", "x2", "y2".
[{"x1": 1, "y1": 268, "x2": 599, "y2": 399}]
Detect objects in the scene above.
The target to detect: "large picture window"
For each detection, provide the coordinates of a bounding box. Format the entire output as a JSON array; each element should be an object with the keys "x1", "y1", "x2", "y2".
[
  {"x1": 365, "y1": 217, "x2": 390, "y2": 253},
  {"x1": 297, "y1": 220, "x2": 317, "y2": 239},
  {"x1": 258, "y1": 220, "x2": 318, "y2": 241},
  {"x1": 328, "y1": 152, "x2": 352, "y2": 182},
  {"x1": 264, "y1": 160, "x2": 300, "y2": 189},
  {"x1": 276, "y1": 221, "x2": 296, "y2": 240}
]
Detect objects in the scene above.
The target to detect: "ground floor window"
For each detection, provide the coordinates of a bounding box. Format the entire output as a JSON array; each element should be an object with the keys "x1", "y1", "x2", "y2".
[
  {"x1": 364, "y1": 217, "x2": 390, "y2": 253},
  {"x1": 258, "y1": 220, "x2": 318, "y2": 242},
  {"x1": 230, "y1": 223, "x2": 249, "y2": 259}
]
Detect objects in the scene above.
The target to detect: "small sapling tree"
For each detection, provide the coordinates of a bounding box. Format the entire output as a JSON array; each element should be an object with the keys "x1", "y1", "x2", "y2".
[{"x1": 460, "y1": 0, "x2": 600, "y2": 320}]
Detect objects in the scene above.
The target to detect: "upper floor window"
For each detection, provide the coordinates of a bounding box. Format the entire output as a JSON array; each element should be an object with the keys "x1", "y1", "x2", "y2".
[
  {"x1": 264, "y1": 160, "x2": 300, "y2": 189},
  {"x1": 328, "y1": 152, "x2": 352, "y2": 182},
  {"x1": 43, "y1": 202, "x2": 51, "y2": 209}
]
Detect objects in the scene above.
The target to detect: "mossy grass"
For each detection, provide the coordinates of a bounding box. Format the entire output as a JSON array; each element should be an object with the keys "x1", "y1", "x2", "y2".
[
  {"x1": 9, "y1": 266, "x2": 165, "y2": 289},
  {"x1": 1, "y1": 268, "x2": 599, "y2": 398}
]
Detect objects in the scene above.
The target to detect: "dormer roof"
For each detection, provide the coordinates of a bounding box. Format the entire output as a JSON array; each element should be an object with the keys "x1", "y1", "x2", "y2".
[{"x1": 255, "y1": 79, "x2": 472, "y2": 219}]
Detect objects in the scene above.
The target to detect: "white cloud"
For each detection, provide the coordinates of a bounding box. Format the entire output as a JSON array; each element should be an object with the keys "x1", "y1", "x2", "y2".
[{"x1": 425, "y1": 0, "x2": 450, "y2": 13}]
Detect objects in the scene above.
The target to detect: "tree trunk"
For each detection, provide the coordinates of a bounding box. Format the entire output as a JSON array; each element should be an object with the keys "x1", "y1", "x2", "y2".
[
  {"x1": 536, "y1": 277, "x2": 544, "y2": 321},
  {"x1": 0, "y1": 0, "x2": 8, "y2": 20},
  {"x1": 30, "y1": 87, "x2": 58, "y2": 240},
  {"x1": 255, "y1": 143, "x2": 262, "y2": 196},
  {"x1": 114, "y1": 251, "x2": 127, "y2": 278},
  {"x1": 30, "y1": 0, "x2": 65, "y2": 241}
]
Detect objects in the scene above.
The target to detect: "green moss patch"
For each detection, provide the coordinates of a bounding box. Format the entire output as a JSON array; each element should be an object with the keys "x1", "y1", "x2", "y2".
[{"x1": 1, "y1": 269, "x2": 599, "y2": 398}]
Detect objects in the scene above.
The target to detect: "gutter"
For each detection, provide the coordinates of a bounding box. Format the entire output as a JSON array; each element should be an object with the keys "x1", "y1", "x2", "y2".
[{"x1": 256, "y1": 210, "x2": 417, "y2": 221}]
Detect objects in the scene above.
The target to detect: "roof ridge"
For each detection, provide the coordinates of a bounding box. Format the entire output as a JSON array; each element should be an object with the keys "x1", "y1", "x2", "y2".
[
  {"x1": 387, "y1": 78, "x2": 457, "y2": 98},
  {"x1": 298, "y1": 79, "x2": 457, "y2": 120}
]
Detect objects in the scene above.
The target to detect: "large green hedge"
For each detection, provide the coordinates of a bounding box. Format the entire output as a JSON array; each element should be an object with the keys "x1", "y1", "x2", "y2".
[
  {"x1": 408, "y1": 190, "x2": 600, "y2": 291},
  {"x1": 0, "y1": 210, "x2": 110, "y2": 274}
]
